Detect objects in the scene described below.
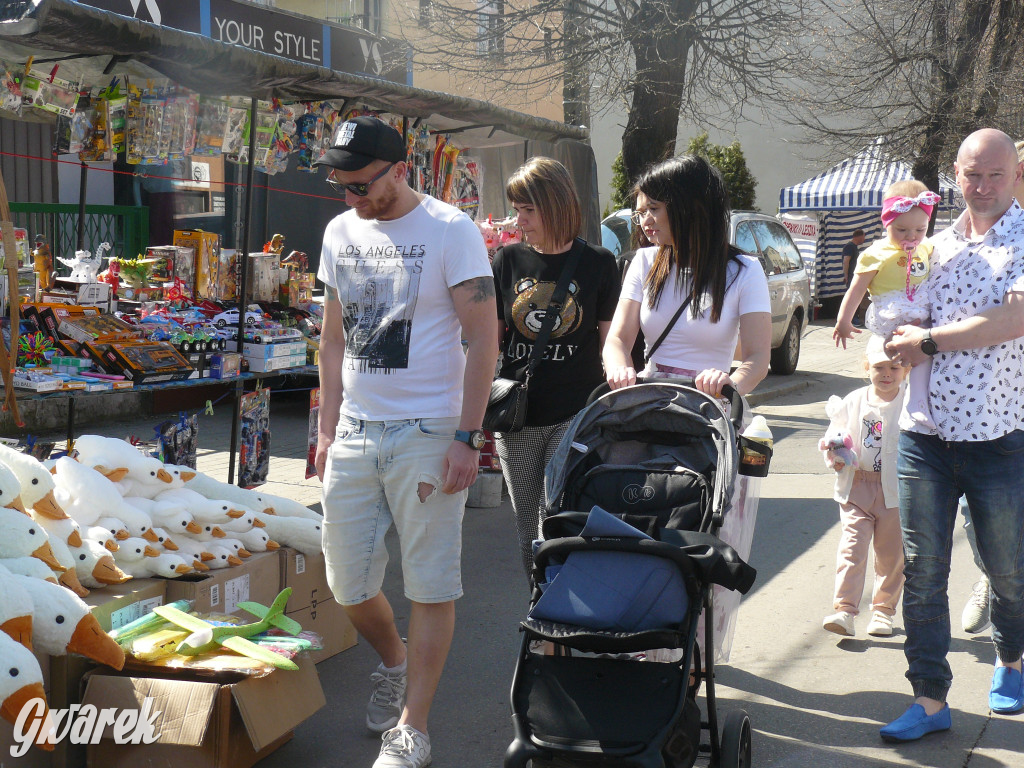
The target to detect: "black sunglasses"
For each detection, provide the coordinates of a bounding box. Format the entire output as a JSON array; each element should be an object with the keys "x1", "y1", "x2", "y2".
[{"x1": 327, "y1": 163, "x2": 396, "y2": 197}]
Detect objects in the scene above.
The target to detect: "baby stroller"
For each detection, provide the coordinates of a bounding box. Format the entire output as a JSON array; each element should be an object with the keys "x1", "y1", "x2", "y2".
[{"x1": 504, "y1": 380, "x2": 760, "y2": 768}]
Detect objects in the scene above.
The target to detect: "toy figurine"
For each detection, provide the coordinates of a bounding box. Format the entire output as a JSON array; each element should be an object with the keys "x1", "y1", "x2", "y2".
[
  {"x1": 263, "y1": 233, "x2": 285, "y2": 255},
  {"x1": 56, "y1": 242, "x2": 107, "y2": 283},
  {"x1": 31, "y1": 235, "x2": 55, "y2": 291}
]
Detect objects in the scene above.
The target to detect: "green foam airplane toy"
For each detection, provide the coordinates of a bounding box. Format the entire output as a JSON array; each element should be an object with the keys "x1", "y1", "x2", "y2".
[{"x1": 152, "y1": 587, "x2": 303, "y2": 670}]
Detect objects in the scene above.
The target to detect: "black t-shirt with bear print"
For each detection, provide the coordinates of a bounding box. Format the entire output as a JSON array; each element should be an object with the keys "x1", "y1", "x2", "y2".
[{"x1": 492, "y1": 241, "x2": 620, "y2": 427}]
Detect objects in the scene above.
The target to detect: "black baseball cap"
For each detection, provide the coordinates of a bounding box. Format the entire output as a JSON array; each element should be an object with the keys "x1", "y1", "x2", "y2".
[{"x1": 313, "y1": 116, "x2": 406, "y2": 172}]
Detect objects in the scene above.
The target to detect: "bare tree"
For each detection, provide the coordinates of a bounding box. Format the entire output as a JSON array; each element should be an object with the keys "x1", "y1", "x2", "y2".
[
  {"x1": 786, "y1": 0, "x2": 1024, "y2": 192},
  {"x1": 396, "y1": 0, "x2": 804, "y2": 184}
]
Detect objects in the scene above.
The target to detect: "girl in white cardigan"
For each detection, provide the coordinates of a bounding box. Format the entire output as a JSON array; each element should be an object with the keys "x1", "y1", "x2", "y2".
[{"x1": 821, "y1": 335, "x2": 909, "y2": 638}]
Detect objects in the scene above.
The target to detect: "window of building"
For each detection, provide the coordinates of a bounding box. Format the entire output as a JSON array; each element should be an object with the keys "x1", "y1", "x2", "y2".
[{"x1": 476, "y1": 0, "x2": 505, "y2": 58}]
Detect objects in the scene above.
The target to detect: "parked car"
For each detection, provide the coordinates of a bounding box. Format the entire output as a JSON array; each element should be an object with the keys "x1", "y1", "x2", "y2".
[
  {"x1": 212, "y1": 305, "x2": 267, "y2": 329},
  {"x1": 601, "y1": 208, "x2": 811, "y2": 374}
]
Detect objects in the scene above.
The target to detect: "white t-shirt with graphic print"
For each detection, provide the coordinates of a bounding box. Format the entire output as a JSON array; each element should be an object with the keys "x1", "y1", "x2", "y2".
[
  {"x1": 317, "y1": 195, "x2": 491, "y2": 421},
  {"x1": 621, "y1": 248, "x2": 771, "y2": 373},
  {"x1": 900, "y1": 202, "x2": 1024, "y2": 440}
]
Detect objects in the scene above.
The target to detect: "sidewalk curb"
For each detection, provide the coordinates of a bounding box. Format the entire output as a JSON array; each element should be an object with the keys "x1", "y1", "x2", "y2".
[{"x1": 748, "y1": 378, "x2": 814, "y2": 407}]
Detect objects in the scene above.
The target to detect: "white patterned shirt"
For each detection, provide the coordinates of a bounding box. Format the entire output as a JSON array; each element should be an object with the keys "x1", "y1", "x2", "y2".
[{"x1": 903, "y1": 202, "x2": 1024, "y2": 441}]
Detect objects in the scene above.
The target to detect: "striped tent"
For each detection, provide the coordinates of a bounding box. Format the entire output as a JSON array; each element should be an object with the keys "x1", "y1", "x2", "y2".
[{"x1": 778, "y1": 140, "x2": 963, "y2": 301}]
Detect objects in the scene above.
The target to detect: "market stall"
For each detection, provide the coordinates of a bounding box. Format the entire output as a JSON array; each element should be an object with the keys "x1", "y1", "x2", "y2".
[
  {"x1": 0, "y1": 0, "x2": 597, "y2": 478},
  {"x1": 778, "y1": 139, "x2": 962, "y2": 308}
]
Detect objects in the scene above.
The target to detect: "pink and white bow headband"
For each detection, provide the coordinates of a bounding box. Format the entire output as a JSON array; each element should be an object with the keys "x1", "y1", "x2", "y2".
[{"x1": 881, "y1": 191, "x2": 941, "y2": 228}]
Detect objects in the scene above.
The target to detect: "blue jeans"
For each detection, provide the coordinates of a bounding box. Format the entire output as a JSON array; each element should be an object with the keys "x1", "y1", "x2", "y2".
[{"x1": 897, "y1": 430, "x2": 1024, "y2": 701}]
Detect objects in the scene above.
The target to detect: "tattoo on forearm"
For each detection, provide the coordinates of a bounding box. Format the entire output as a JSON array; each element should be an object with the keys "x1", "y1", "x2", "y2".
[
  {"x1": 326, "y1": 286, "x2": 339, "y2": 303},
  {"x1": 456, "y1": 276, "x2": 495, "y2": 303}
]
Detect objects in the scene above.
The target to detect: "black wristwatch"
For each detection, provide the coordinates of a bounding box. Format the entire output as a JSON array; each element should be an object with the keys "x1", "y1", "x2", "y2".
[
  {"x1": 454, "y1": 429, "x2": 487, "y2": 450},
  {"x1": 921, "y1": 332, "x2": 938, "y2": 356}
]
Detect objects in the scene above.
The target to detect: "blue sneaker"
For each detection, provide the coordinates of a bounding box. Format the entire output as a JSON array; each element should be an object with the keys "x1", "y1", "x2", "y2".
[
  {"x1": 989, "y1": 664, "x2": 1024, "y2": 714},
  {"x1": 880, "y1": 703, "x2": 951, "y2": 742}
]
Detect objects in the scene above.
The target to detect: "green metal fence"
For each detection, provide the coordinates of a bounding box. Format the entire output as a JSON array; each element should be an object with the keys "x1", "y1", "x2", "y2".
[{"x1": 8, "y1": 203, "x2": 148, "y2": 266}]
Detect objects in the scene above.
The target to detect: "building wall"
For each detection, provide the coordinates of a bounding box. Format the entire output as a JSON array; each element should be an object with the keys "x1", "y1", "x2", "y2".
[
  {"x1": 590, "y1": 103, "x2": 828, "y2": 216},
  {"x1": 275, "y1": 0, "x2": 564, "y2": 122}
]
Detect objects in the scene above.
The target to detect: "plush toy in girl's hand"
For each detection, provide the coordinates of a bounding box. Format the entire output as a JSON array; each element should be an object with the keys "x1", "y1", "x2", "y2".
[{"x1": 818, "y1": 429, "x2": 858, "y2": 472}]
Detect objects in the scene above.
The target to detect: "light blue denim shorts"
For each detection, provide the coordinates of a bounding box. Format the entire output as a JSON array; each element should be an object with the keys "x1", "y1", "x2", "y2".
[{"x1": 321, "y1": 415, "x2": 466, "y2": 605}]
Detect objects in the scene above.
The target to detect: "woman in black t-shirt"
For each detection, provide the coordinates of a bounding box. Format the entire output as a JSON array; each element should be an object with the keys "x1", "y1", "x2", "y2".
[{"x1": 492, "y1": 157, "x2": 620, "y2": 577}]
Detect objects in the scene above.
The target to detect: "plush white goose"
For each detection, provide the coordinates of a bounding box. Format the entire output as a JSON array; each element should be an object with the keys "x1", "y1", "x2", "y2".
[
  {"x1": 43, "y1": 532, "x2": 89, "y2": 597},
  {"x1": 124, "y1": 496, "x2": 203, "y2": 536},
  {"x1": 154, "y1": 488, "x2": 247, "y2": 522},
  {"x1": 180, "y1": 470, "x2": 275, "y2": 515},
  {"x1": 217, "y1": 537, "x2": 251, "y2": 559},
  {"x1": 0, "y1": 443, "x2": 66, "y2": 519},
  {"x1": 201, "y1": 544, "x2": 243, "y2": 570},
  {"x1": 66, "y1": 539, "x2": 130, "y2": 589},
  {"x1": 149, "y1": 527, "x2": 179, "y2": 551},
  {"x1": 250, "y1": 489, "x2": 323, "y2": 522},
  {"x1": 118, "y1": 553, "x2": 192, "y2": 579},
  {"x1": 234, "y1": 526, "x2": 280, "y2": 553},
  {"x1": 0, "y1": 507, "x2": 64, "y2": 571},
  {"x1": 0, "y1": 631, "x2": 53, "y2": 750},
  {"x1": 84, "y1": 526, "x2": 120, "y2": 553},
  {"x1": 35, "y1": 514, "x2": 83, "y2": 549},
  {"x1": 110, "y1": 537, "x2": 160, "y2": 565},
  {"x1": 53, "y1": 458, "x2": 157, "y2": 540},
  {"x1": 0, "y1": 563, "x2": 34, "y2": 649},
  {"x1": 256, "y1": 514, "x2": 323, "y2": 556},
  {"x1": 173, "y1": 541, "x2": 211, "y2": 573},
  {"x1": 73, "y1": 435, "x2": 170, "y2": 485},
  {"x1": 0, "y1": 462, "x2": 27, "y2": 514},
  {"x1": 7, "y1": 570, "x2": 125, "y2": 669},
  {"x1": 94, "y1": 516, "x2": 130, "y2": 541},
  {"x1": 0, "y1": 557, "x2": 59, "y2": 584}
]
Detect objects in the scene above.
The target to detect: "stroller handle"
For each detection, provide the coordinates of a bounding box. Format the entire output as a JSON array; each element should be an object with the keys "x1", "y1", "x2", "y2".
[{"x1": 586, "y1": 377, "x2": 745, "y2": 430}]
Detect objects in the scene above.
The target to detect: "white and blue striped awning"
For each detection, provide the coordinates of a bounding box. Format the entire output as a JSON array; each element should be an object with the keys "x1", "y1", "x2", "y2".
[{"x1": 779, "y1": 139, "x2": 963, "y2": 212}]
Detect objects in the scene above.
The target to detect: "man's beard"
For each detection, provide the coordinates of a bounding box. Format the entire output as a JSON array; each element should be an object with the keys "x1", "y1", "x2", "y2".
[{"x1": 354, "y1": 183, "x2": 401, "y2": 220}]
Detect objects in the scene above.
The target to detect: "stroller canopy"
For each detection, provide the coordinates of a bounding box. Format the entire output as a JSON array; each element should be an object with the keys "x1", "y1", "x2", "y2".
[{"x1": 545, "y1": 383, "x2": 738, "y2": 530}]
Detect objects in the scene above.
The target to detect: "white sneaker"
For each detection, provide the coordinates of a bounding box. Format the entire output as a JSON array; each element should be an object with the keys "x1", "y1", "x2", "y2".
[
  {"x1": 962, "y1": 577, "x2": 992, "y2": 634},
  {"x1": 373, "y1": 725, "x2": 431, "y2": 768},
  {"x1": 823, "y1": 611, "x2": 856, "y2": 636},
  {"x1": 866, "y1": 611, "x2": 894, "y2": 637},
  {"x1": 366, "y1": 661, "x2": 407, "y2": 734}
]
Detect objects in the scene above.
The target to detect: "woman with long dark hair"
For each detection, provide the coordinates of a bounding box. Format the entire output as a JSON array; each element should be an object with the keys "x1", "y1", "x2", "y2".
[
  {"x1": 492, "y1": 157, "x2": 620, "y2": 576},
  {"x1": 603, "y1": 155, "x2": 771, "y2": 397}
]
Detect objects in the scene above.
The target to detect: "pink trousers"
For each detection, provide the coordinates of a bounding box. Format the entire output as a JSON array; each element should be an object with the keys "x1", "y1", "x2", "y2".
[{"x1": 833, "y1": 470, "x2": 905, "y2": 616}]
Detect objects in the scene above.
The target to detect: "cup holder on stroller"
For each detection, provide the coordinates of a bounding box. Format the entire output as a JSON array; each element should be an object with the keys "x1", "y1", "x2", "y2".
[{"x1": 737, "y1": 435, "x2": 772, "y2": 477}]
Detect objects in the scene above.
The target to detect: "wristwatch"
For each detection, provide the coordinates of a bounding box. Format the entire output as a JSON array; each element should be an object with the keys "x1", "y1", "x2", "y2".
[
  {"x1": 921, "y1": 332, "x2": 938, "y2": 356},
  {"x1": 454, "y1": 429, "x2": 487, "y2": 450}
]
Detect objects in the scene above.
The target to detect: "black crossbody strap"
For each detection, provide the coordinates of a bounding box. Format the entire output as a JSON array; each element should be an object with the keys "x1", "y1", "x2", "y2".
[
  {"x1": 644, "y1": 292, "x2": 693, "y2": 365},
  {"x1": 524, "y1": 238, "x2": 585, "y2": 381}
]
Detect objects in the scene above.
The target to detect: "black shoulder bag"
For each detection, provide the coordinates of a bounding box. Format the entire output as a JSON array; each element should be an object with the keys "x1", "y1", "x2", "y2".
[
  {"x1": 484, "y1": 240, "x2": 584, "y2": 433},
  {"x1": 643, "y1": 292, "x2": 694, "y2": 365}
]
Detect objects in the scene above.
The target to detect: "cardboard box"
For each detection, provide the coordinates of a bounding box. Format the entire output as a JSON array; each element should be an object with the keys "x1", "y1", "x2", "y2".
[
  {"x1": 82, "y1": 656, "x2": 325, "y2": 768},
  {"x1": 164, "y1": 551, "x2": 281, "y2": 615},
  {"x1": 86, "y1": 578, "x2": 167, "y2": 633},
  {"x1": 280, "y1": 549, "x2": 357, "y2": 663},
  {"x1": 226, "y1": 340, "x2": 305, "y2": 359},
  {"x1": 245, "y1": 353, "x2": 306, "y2": 373},
  {"x1": 105, "y1": 342, "x2": 194, "y2": 384},
  {"x1": 175, "y1": 230, "x2": 219, "y2": 299}
]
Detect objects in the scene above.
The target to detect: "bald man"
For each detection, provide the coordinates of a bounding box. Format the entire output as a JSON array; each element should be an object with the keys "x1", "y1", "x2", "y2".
[{"x1": 884, "y1": 128, "x2": 1024, "y2": 741}]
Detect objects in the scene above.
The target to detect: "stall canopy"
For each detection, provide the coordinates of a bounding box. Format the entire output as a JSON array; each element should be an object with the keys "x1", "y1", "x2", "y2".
[
  {"x1": 779, "y1": 139, "x2": 962, "y2": 212},
  {"x1": 778, "y1": 140, "x2": 963, "y2": 303}
]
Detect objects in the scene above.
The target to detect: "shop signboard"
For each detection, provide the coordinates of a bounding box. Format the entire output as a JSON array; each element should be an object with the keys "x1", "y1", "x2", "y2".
[{"x1": 80, "y1": 0, "x2": 406, "y2": 81}]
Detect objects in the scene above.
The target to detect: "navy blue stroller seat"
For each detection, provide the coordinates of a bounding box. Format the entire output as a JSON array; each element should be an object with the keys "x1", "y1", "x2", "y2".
[{"x1": 506, "y1": 506, "x2": 756, "y2": 768}]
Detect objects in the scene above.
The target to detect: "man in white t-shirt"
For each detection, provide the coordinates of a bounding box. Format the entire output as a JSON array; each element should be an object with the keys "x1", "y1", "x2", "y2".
[
  {"x1": 313, "y1": 116, "x2": 498, "y2": 768},
  {"x1": 884, "y1": 128, "x2": 1024, "y2": 742}
]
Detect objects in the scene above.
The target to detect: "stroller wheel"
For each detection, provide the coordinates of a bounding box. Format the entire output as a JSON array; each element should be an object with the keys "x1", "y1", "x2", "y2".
[{"x1": 719, "y1": 709, "x2": 752, "y2": 768}]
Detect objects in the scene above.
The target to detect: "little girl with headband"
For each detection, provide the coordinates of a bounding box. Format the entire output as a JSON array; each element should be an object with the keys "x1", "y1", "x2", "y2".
[{"x1": 834, "y1": 179, "x2": 941, "y2": 428}]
